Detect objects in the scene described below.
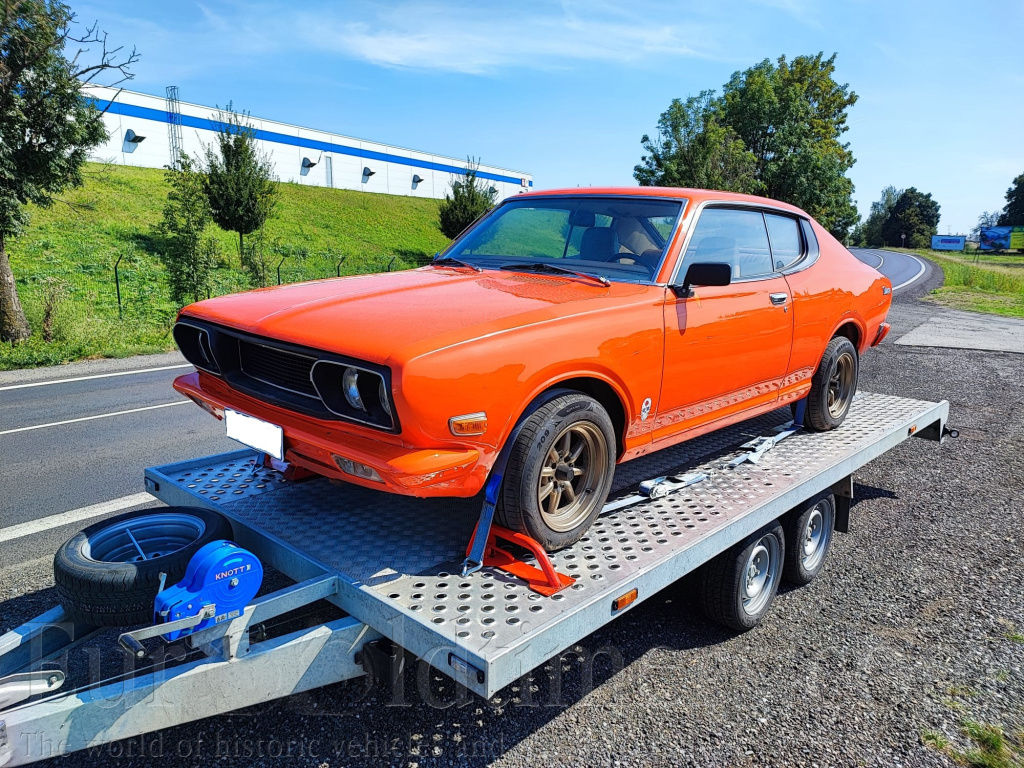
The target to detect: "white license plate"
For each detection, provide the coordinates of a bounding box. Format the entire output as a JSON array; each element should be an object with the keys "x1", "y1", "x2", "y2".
[{"x1": 225, "y1": 409, "x2": 284, "y2": 460}]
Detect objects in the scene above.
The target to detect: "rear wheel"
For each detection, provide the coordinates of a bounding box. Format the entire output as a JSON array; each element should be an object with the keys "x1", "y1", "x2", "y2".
[
  {"x1": 783, "y1": 494, "x2": 835, "y2": 585},
  {"x1": 497, "y1": 393, "x2": 616, "y2": 552},
  {"x1": 805, "y1": 335, "x2": 858, "y2": 431},
  {"x1": 698, "y1": 522, "x2": 785, "y2": 631}
]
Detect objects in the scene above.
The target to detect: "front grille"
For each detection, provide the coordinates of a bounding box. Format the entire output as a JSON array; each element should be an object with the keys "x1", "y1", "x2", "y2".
[{"x1": 239, "y1": 341, "x2": 318, "y2": 398}]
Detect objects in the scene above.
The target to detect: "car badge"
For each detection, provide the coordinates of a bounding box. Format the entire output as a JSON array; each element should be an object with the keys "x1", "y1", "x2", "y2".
[{"x1": 640, "y1": 398, "x2": 652, "y2": 421}]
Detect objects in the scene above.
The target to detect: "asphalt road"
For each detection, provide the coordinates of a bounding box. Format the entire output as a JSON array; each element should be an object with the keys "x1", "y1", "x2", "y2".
[
  {"x1": 0, "y1": 358, "x2": 236, "y2": 565},
  {"x1": 849, "y1": 247, "x2": 927, "y2": 290}
]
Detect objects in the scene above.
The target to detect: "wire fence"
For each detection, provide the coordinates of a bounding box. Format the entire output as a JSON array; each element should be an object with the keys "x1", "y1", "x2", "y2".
[{"x1": 15, "y1": 244, "x2": 432, "y2": 335}]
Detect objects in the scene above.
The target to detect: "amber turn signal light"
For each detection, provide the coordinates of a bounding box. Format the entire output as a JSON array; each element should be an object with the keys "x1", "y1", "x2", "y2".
[
  {"x1": 449, "y1": 413, "x2": 488, "y2": 436},
  {"x1": 612, "y1": 588, "x2": 638, "y2": 611}
]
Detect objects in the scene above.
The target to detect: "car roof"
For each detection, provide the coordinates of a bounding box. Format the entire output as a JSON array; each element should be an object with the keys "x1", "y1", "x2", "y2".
[{"x1": 516, "y1": 187, "x2": 809, "y2": 219}]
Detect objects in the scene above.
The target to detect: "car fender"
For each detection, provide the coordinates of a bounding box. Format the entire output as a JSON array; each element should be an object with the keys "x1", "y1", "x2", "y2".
[
  {"x1": 827, "y1": 312, "x2": 868, "y2": 355},
  {"x1": 496, "y1": 367, "x2": 637, "y2": 459}
]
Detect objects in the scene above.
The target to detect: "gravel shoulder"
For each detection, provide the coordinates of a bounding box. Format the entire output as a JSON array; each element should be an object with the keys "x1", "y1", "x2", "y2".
[{"x1": 2, "y1": 281, "x2": 1021, "y2": 767}]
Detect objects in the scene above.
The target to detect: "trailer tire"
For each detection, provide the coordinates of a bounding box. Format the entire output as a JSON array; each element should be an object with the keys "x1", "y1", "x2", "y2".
[
  {"x1": 783, "y1": 493, "x2": 835, "y2": 585},
  {"x1": 54, "y1": 507, "x2": 234, "y2": 627},
  {"x1": 698, "y1": 522, "x2": 785, "y2": 632}
]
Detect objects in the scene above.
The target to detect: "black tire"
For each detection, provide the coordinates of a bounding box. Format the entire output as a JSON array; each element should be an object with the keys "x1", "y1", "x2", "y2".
[
  {"x1": 496, "y1": 392, "x2": 616, "y2": 552},
  {"x1": 805, "y1": 336, "x2": 859, "y2": 431},
  {"x1": 54, "y1": 506, "x2": 233, "y2": 627},
  {"x1": 698, "y1": 522, "x2": 785, "y2": 632},
  {"x1": 782, "y1": 493, "x2": 835, "y2": 586}
]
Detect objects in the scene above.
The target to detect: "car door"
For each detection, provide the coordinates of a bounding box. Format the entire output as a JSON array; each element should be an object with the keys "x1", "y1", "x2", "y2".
[{"x1": 653, "y1": 206, "x2": 794, "y2": 445}]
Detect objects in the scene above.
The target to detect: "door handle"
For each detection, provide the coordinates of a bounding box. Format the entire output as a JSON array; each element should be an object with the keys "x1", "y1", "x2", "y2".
[{"x1": 769, "y1": 293, "x2": 788, "y2": 306}]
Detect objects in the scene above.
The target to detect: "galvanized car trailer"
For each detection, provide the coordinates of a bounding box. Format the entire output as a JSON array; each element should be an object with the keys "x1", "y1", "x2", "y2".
[{"x1": 0, "y1": 392, "x2": 950, "y2": 765}]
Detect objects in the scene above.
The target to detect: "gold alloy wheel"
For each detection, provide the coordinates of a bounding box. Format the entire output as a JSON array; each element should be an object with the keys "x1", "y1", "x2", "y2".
[
  {"x1": 537, "y1": 422, "x2": 609, "y2": 533},
  {"x1": 827, "y1": 351, "x2": 856, "y2": 419}
]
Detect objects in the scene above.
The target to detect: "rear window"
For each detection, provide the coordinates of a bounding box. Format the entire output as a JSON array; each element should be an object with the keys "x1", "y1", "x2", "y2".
[{"x1": 764, "y1": 214, "x2": 804, "y2": 270}]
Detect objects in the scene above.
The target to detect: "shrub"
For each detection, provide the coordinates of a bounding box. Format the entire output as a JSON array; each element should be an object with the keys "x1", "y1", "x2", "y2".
[{"x1": 437, "y1": 158, "x2": 498, "y2": 240}]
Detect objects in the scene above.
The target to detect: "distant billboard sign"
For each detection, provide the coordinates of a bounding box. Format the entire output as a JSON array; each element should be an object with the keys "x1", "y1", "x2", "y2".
[
  {"x1": 979, "y1": 226, "x2": 1024, "y2": 251},
  {"x1": 931, "y1": 235, "x2": 966, "y2": 251}
]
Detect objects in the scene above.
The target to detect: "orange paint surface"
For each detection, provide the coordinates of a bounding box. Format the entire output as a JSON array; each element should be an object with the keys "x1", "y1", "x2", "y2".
[{"x1": 174, "y1": 188, "x2": 890, "y2": 497}]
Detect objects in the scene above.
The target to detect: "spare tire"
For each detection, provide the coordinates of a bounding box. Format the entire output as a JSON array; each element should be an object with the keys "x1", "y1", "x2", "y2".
[{"x1": 54, "y1": 506, "x2": 233, "y2": 627}]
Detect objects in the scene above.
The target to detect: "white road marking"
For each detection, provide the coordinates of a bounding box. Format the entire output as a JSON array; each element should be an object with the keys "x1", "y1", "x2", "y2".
[
  {"x1": 0, "y1": 401, "x2": 189, "y2": 436},
  {"x1": 859, "y1": 250, "x2": 884, "y2": 269},
  {"x1": 892, "y1": 253, "x2": 927, "y2": 291},
  {"x1": 0, "y1": 493, "x2": 155, "y2": 543},
  {"x1": 0, "y1": 363, "x2": 192, "y2": 392}
]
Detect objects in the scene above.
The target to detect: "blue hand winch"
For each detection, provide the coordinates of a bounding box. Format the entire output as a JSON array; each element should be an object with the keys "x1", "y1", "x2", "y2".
[{"x1": 153, "y1": 540, "x2": 263, "y2": 641}]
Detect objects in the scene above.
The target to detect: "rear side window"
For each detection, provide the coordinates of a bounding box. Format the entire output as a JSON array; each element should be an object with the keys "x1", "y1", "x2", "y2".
[
  {"x1": 682, "y1": 208, "x2": 773, "y2": 279},
  {"x1": 764, "y1": 214, "x2": 803, "y2": 270}
]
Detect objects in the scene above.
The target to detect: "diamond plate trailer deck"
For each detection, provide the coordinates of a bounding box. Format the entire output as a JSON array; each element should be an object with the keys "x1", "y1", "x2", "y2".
[
  {"x1": 0, "y1": 392, "x2": 949, "y2": 765},
  {"x1": 145, "y1": 392, "x2": 949, "y2": 699}
]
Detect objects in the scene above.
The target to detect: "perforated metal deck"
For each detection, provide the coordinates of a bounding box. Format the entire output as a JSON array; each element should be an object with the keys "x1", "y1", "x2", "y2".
[{"x1": 146, "y1": 392, "x2": 948, "y2": 697}]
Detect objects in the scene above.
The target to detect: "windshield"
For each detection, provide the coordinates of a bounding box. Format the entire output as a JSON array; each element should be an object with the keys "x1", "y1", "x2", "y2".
[{"x1": 443, "y1": 196, "x2": 686, "y2": 283}]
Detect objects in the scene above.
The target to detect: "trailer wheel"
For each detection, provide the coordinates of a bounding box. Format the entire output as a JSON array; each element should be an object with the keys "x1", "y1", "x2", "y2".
[
  {"x1": 54, "y1": 507, "x2": 233, "y2": 627},
  {"x1": 805, "y1": 335, "x2": 859, "y2": 431},
  {"x1": 497, "y1": 392, "x2": 616, "y2": 552},
  {"x1": 698, "y1": 522, "x2": 785, "y2": 631},
  {"x1": 783, "y1": 493, "x2": 835, "y2": 585}
]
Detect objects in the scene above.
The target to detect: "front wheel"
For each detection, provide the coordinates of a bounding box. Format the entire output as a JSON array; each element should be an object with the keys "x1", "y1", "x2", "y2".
[
  {"x1": 805, "y1": 335, "x2": 859, "y2": 431},
  {"x1": 497, "y1": 392, "x2": 616, "y2": 552}
]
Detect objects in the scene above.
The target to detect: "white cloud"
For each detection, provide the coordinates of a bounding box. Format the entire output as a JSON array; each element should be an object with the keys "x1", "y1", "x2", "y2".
[{"x1": 292, "y1": 0, "x2": 718, "y2": 74}]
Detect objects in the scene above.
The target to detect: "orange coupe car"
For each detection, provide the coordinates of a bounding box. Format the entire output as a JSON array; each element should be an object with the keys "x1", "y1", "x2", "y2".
[{"x1": 172, "y1": 188, "x2": 891, "y2": 550}]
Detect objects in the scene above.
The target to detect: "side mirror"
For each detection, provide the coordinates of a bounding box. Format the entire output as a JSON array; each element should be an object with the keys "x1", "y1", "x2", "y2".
[{"x1": 675, "y1": 262, "x2": 731, "y2": 296}]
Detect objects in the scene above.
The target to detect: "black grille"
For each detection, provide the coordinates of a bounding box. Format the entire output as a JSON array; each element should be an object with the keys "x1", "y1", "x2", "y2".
[{"x1": 239, "y1": 341, "x2": 318, "y2": 398}]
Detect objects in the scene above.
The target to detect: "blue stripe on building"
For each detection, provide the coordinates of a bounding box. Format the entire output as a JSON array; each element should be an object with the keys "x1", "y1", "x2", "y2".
[{"x1": 94, "y1": 100, "x2": 532, "y2": 187}]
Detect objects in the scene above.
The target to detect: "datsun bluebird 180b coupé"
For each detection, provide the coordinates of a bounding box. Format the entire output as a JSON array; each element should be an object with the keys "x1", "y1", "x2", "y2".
[{"x1": 172, "y1": 188, "x2": 891, "y2": 550}]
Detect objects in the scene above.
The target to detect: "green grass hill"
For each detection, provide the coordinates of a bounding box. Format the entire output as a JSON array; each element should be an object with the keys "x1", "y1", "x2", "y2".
[{"x1": 2, "y1": 163, "x2": 450, "y2": 369}]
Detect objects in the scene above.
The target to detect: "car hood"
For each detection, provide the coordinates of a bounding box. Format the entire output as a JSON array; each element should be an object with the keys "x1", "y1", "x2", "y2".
[{"x1": 180, "y1": 267, "x2": 654, "y2": 365}]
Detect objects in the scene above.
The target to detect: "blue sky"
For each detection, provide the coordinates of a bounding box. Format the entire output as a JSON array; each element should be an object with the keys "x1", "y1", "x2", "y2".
[{"x1": 75, "y1": 0, "x2": 1023, "y2": 235}]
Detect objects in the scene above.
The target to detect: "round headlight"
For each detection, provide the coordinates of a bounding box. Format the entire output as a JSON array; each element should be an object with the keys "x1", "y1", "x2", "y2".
[
  {"x1": 342, "y1": 367, "x2": 365, "y2": 411},
  {"x1": 379, "y1": 378, "x2": 391, "y2": 418}
]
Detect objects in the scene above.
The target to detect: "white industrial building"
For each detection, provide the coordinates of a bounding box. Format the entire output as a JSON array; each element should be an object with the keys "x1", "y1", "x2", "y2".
[{"x1": 83, "y1": 85, "x2": 533, "y2": 200}]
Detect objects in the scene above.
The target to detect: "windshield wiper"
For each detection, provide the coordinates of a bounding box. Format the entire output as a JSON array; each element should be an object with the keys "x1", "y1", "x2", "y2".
[
  {"x1": 499, "y1": 262, "x2": 610, "y2": 286},
  {"x1": 431, "y1": 254, "x2": 481, "y2": 272}
]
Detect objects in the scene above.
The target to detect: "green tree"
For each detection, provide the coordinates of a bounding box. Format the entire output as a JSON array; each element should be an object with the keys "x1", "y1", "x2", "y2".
[
  {"x1": 997, "y1": 173, "x2": 1024, "y2": 226},
  {"x1": 437, "y1": 158, "x2": 498, "y2": 239},
  {"x1": 853, "y1": 186, "x2": 902, "y2": 246},
  {"x1": 970, "y1": 210, "x2": 1001, "y2": 242},
  {"x1": 0, "y1": 1, "x2": 136, "y2": 342},
  {"x1": 634, "y1": 91, "x2": 760, "y2": 193},
  {"x1": 203, "y1": 105, "x2": 278, "y2": 265},
  {"x1": 158, "y1": 153, "x2": 219, "y2": 306},
  {"x1": 636, "y1": 52, "x2": 860, "y2": 239},
  {"x1": 880, "y1": 188, "x2": 940, "y2": 249}
]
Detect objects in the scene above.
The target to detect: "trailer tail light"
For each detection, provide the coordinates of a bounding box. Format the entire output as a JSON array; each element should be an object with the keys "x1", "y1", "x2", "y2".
[{"x1": 612, "y1": 588, "x2": 638, "y2": 611}]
